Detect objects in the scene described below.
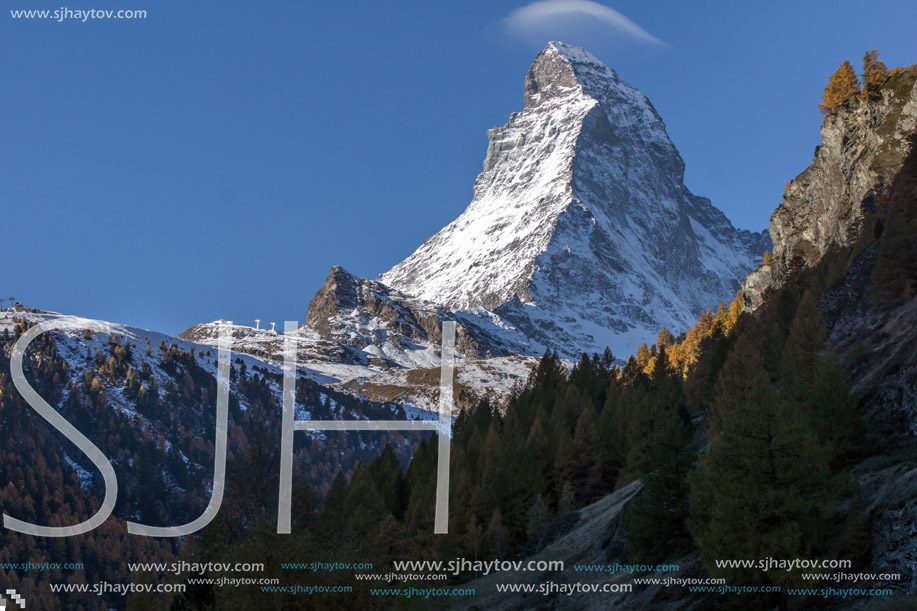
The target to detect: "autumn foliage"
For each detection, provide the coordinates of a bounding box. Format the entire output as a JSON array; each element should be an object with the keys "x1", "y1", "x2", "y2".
[
  {"x1": 819, "y1": 60, "x2": 860, "y2": 115},
  {"x1": 861, "y1": 49, "x2": 891, "y2": 101}
]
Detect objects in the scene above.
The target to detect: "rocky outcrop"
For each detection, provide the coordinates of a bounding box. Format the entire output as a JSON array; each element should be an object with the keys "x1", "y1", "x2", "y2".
[
  {"x1": 741, "y1": 66, "x2": 917, "y2": 596},
  {"x1": 305, "y1": 266, "x2": 524, "y2": 365},
  {"x1": 743, "y1": 66, "x2": 917, "y2": 310},
  {"x1": 381, "y1": 42, "x2": 769, "y2": 358},
  {"x1": 740, "y1": 64, "x2": 917, "y2": 440}
]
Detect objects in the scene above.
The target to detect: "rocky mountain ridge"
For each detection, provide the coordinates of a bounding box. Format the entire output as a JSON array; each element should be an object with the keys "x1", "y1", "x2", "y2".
[
  {"x1": 741, "y1": 63, "x2": 917, "y2": 600},
  {"x1": 381, "y1": 41, "x2": 769, "y2": 358},
  {"x1": 180, "y1": 265, "x2": 538, "y2": 413},
  {"x1": 742, "y1": 65, "x2": 917, "y2": 310},
  {"x1": 184, "y1": 42, "x2": 770, "y2": 412}
]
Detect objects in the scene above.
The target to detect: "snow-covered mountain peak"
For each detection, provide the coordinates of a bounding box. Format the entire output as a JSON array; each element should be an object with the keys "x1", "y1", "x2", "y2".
[
  {"x1": 546, "y1": 41, "x2": 605, "y2": 67},
  {"x1": 527, "y1": 42, "x2": 674, "y2": 158},
  {"x1": 522, "y1": 42, "x2": 593, "y2": 109},
  {"x1": 379, "y1": 43, "x2": 769, "y2": 358},
  {"x1": 527, "y1": 41, "x2": 627, "y2": 106}
]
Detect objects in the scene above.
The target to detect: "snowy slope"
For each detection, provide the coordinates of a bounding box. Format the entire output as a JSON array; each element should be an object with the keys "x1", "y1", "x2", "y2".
[
  {"x1": 380, "y1": 42, "x2": 769, "y2": 358},
  {"x1": 342, "y1": 355, "x2": 541, "y2": 417},
  {"x1": 178, "y1": 42, "x2": 768, "y2": 407},
  {"x1": 181, "y1": 266, "x2": 542, "y2": 411},
  {"x1": 181, "y1": 265, "x2": 533, "y2": 381},
  {"x1": 1, "y1": 309, "x2": 431, "y2": 418},
  {"x1": 0, "y1": 308, "x2": 428, "y2": 500}
]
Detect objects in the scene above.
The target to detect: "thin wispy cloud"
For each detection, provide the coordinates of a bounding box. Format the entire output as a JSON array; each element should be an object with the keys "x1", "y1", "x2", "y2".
[{"x1": 503, "y1": 0, "x2": 664, "y2": 46}]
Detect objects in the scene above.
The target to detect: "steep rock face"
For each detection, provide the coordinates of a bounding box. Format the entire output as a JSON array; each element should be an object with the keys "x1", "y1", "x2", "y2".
[
  {"x1": 381, "y1": 42, "x2": 769, "y2": 358},
  {"x1": 743, "y1": 66, "x2": 917, "y2": 309},
  {"x1": 740, "y1": 66, "x2": 917, "y2": 596},
  {"x1": 185, "y1": 266, "x2": 531, "y2": 374},
  {"x1": 305, "y1": 266, "x2": 524, "y2": 367}
]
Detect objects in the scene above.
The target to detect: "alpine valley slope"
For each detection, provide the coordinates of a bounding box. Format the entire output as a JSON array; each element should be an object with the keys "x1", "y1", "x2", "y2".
[
  {"x1": 0, "y1": 308, "x2": 431, "y2": 607},
  {"x1": 450, "y1": 62, "x2": 917, "y2": 611},
  {"x1": 185, "y1": 42, "x2": 769, "y2": 411}
]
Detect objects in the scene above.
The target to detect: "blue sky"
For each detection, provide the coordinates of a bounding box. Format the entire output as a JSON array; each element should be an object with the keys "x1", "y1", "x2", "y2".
[{"x1": 3, "y1": 0, "x2": 916, "y2": 335}]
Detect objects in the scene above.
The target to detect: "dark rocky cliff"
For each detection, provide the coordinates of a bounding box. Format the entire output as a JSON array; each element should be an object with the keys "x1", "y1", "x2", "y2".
[
  {"x1": 740, "y1": 65, "x2": 917, "y2": 599},
  {"x1": 305, "y1": 266, "x2": 517, "y2": 364},
  {"x1": 743, "y1": 66, "x2": 917, "y2": 310}
]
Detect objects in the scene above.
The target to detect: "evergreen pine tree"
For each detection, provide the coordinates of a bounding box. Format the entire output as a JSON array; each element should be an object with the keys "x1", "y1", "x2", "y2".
[
  {"x1": 369, "y1": 444, "x2": 406, "y2": 518},
  {"x1": 571, "y1": 406, "x2": 602, "y2": 502},
  {"x1": 624, "y1": 413, "x2": 695, "y2": 563},
  {"x1": 709, "y1": 334, "x2": 767, "y2": 439},
  {"x1": 812, "y1": 349, "x2": 865, "y2": 466},
  {"x1": 343, "y1": 463, "x2": 388, "y2": 543},
  {"x1": 552, "y1": 434, "x2": 575, "y2": 506},
  {"x1": 780, "y1": 290, "x2": 827, "y2": 403},
  {"x1": 689, "y1": 383, "x2": 845, "y2": 610},
  {"x1": 322, "y1": 471, "x2": 348, "y2": 539},
  {"x1": 527, "y1": 494, "x2": 550, "y2": 549}
]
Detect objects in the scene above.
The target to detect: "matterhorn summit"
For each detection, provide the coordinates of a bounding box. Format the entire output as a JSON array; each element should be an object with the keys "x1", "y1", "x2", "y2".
[{"x1": 380, "y1": 42, "x2": 769, "y2": 357}]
